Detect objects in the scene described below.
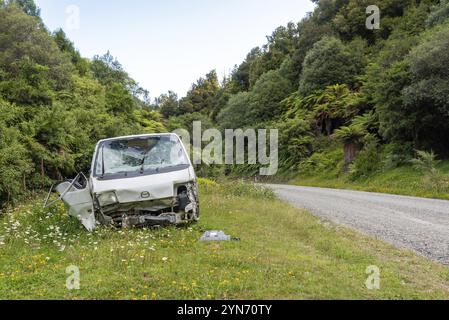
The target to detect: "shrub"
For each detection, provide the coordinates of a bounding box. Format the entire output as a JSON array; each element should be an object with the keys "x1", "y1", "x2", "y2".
[
  {"x1": 298, "y1": 148, "x2": 344, "y2": 178},
  {"x1": 410, "y1": 150, "x2": 449, "y2": 192},
  {"x1": 349, "y1": 134, "x2": 382, "y2": 179},
  {"x1": 426, "y1": 1, "x2": 449, "y2": 28},
  {"x1": 382, "y1": 142, "x2": 414, "y2": 170}
]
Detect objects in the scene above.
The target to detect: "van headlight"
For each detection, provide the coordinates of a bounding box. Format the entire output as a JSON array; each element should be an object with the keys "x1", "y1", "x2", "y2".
[{"x1": 97, "y1": 192, "x2": 118, "y2": 207}]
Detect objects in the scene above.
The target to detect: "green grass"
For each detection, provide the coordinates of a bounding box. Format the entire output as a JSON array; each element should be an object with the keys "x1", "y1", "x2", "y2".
[
  {"x1": 291, "y1": 161, "x2": 449, "y2": 200},
  {"x1": 1, "y1": 180, "x2": 449, "y2": 300}
]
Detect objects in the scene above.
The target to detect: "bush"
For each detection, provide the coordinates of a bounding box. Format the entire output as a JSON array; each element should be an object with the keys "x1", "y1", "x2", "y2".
[
  {"x1": 299, "y1": 37, "x2": 365, "y2": 96},
  {"x1": 349, "y1": 135, "x2": 382, "y2": 179},
  {"x1": 426, "y1": 1, "x2": 449, "y2": 28},
  {"x1": 382, "y1": 142, "x2": 414, "y2": 170},
  {"x1": 298, "y1": 148, "x2": 344, "y2": 177},
  {"x1": 410, "y1": 150, "x2": 449, "y2": 192}
]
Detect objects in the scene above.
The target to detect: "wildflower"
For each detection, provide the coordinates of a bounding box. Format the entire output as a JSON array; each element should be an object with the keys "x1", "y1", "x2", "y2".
[{"x1": 162, "y1": 257, "x2": 168, "y2": 262}]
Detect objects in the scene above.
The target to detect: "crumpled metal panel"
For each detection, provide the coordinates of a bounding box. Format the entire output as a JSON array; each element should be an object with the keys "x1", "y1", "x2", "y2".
[{"x1": 92, "y1": 169, "x2": 192, "y2": 204}]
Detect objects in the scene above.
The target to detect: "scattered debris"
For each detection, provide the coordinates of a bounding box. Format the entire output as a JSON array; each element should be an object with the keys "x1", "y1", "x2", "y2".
[{"x1": 200, "y1": 230, "x2": 240, "y2": 242}]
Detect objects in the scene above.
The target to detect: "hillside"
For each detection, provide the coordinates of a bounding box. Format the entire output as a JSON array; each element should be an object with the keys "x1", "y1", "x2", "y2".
[
  {"x1": 2, "y1": 0, "x2": 449, "y2": 206},
  {"x1": 159, "y1": 0, "x2": 449, "y2": 194}
]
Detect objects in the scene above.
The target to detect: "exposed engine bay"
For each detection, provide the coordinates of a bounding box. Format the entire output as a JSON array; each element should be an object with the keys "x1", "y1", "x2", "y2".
[{"x1": 94, "y1": 183, "x2": 199, "y2": 228}]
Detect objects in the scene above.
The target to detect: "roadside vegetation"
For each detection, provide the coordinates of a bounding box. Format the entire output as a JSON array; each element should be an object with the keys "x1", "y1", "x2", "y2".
[
  {"x1": 0, "y1": 2, "x2": 166, "y2": 206},
  {"x1": 1, "y1": 180, "x2": 449, "y2": 300},
  {"x1": 287, "y1": 146, "x2": 449, "y2": 200}
]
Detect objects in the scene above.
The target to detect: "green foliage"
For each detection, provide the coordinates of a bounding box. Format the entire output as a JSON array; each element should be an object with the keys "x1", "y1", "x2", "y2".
[
  {"x1": 178, "y1": 70, "x2": 221, "y2": 118},
  {"x1": 310, "y1": 84, "x2": 362, "y2": 135},
  {"x1": 382, "y1": 142, "x2": 414, "y2": 170},
  {"x1": 167, "y1": 112, "x2": 214, "y2": 133},
  {"x1": 0, "y1": 3, "x2": 166, "y2": 205},
  {"x1": 410, "y1": 150, "x2": 448, "y2": 192},
  {"x1": 247, "y1": 23, "x2": 300, "y2": 87},
  {"x1": 216, "y1": 92, "x2": 252, "y2": 130},
  {"x1": 2, "y1": 0, "x2": 449, "y2": 202},
  {"x1": 298, "y1": 147, "x2": 344, "y2": 178},
  {"x1": 0, "y1": 5, "x2": 73, "y2": 100},
  {"x1": 349, "y1": 134, "x2": 382, "y2": 179},
  {"x1": 178, "y1": 0, "x2": 449, "y2": 178},
  {"x1": 333, "y1": 0, "x2": 414, "y2": 41},
  {"x1": 410, "y1": 150, "x2": 441, "y2": 173},
  {"x1": 133, "y1": 109, "x2": 166, "y2": 134},
  {"x1": 157, "y1": 91, "x2": 179, "y2": 118},
  {"x1": 0, "y1": 100, "x2": 32, "y2": 204},
  {"x1": 5, "y1": 0, "x2": 40, "y2": 17},
  {"x1": 53, "y1": 29, "x2": 89, "y2": 76},
  {"x1": 299, "y1": 37, "x2": 365, "y2": 96},
  {"x1": 248, "y1": 70, "x2": 293, "y2": 124},
  {"x1": 427, "y1": 0, "x2": 449, "y2": 27},
  {"x1": 333, "y1": 124, "x2": 366, "y2": 144},
  {"x1": 401, "y1": 24, "x2": 449, "y2": 155},
  {"x1": 277, "y1": 116, "x2": 314, "y2": 170}
]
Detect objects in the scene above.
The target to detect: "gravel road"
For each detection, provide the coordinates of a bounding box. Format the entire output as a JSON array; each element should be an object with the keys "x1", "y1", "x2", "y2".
[{"x1": 265, "y1": 184, "x2": 449, "y2": 264}]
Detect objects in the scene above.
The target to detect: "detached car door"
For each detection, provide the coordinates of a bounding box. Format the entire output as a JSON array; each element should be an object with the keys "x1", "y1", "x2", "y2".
[{"x1": 54, "y1": 173, "x2": 96, "y2": 231}]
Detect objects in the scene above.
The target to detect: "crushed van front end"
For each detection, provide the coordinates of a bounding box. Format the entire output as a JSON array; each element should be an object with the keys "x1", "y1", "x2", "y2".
[
  {"x1": 92, "y1": 179, "x2": 200, "y2": 228},
  {"x1": 47, "y1": 133, "x2": 199, "y2": 231}
]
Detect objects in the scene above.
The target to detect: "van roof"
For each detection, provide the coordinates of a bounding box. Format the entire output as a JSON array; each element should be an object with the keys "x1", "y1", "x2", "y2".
[{"x1": 97, "y1": 133, "x2": 178, "y2": 144}]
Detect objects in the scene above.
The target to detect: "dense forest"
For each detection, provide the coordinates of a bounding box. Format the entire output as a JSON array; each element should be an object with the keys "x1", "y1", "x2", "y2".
[
  {"x1": 1, "y1": 0, "x2": 449, "y2": 204},
  {"x1": 0, "y1": 0, "x2": 166, "y2": 204}
]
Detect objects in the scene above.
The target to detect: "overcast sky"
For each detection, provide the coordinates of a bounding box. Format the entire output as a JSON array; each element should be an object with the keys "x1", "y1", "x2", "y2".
[{"x1": 35, "y1": 0, "x2": 315, "y2": 98}]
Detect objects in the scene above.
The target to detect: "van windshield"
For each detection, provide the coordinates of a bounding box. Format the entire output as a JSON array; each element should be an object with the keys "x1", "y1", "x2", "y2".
[{"x1": 94, "y1": 135, "x2": 190, "y2": 178}]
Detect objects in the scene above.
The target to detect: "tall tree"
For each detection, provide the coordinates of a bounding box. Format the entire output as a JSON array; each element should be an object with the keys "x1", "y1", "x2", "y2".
[
  {"x1": 299, "y1": 36, "x2": 365, "y2": 96},
  {"x1": 178, "y1": 70, "x2": 221, "y2": 117},
  {"x1": 157, "y1": 91, "x2": 179, "y2": 118},
  {"x1": 5, "y1": 0, "x2": 40, "y2": 17}
]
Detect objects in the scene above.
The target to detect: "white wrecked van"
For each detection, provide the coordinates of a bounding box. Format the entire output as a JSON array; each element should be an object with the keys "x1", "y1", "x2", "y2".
[{"x1": 45, "y1": 133, "x2": 199, "y2": 231}]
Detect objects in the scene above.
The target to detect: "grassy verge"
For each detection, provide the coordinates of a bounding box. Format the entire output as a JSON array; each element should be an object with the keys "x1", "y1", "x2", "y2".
[
  {"x1": 0, "y1": 180, "x2": 448, "y2": 300},
  {"x1": 290, "y1": 161, "x2": 449, "y2": 200}
]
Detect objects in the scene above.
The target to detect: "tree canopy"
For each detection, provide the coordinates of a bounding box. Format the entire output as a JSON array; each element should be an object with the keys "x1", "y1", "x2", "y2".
[{"x1": 0, "y1": 2, "x2": 166, "y2": 205}]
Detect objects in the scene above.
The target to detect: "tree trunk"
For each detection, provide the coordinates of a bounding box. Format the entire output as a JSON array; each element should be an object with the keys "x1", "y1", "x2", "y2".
[
  {"x1": 343, "y1": 142, "x2": 360, "y2": 172},
  {"x1": 41, "y1": 158, "x2": 45, "y2": 188},
  {"x1": 56, "y1": 169, "x2": 63, "y2": 181},
  {"x1": 325, "y1": 118, "x2": 333, "y2": 136}
]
